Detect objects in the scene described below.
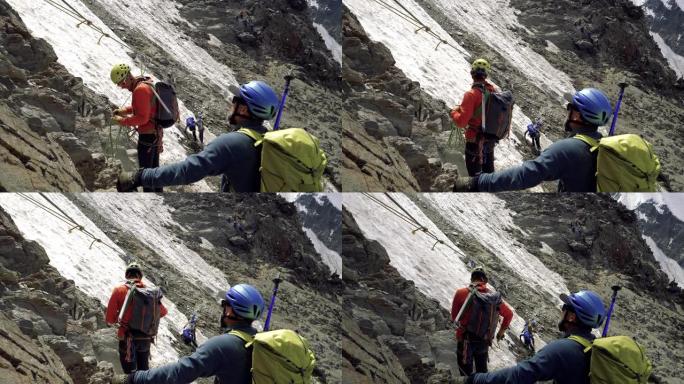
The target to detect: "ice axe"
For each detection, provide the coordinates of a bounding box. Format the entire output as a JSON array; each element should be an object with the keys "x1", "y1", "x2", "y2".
[
  {"x1": 263, "y1": 273, "x2": 282, "y2": 331},
  {"x1": 273, "y1": 72, "x2": 294, "y2": 131},
  {"x1": 608, "y1": 82, "x2": 628, "y2": 136},
  {"x1": 601, "y1": 285, "x2": 622, "y2": 337}
]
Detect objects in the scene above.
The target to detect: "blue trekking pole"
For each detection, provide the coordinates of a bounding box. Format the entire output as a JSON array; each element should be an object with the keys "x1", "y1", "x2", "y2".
[
  {"x1": 608, "y1": 82, "x2": 628, "y2": 136},
  {"x1": 602, "y1": 285, "x2": 622, "y2": 337},
  {"x1": 273, "y1": 73, "x2": 294, "y2": 131},
  {"x1": 263, "y1": 273, "x2": 282, "y2": 331}
]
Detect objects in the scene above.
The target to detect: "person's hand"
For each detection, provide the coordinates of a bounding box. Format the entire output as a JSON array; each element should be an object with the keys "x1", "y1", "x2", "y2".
[
  {"x1": 111, "y1": 115, "x2": 124, "y2": 125},
  {"x1": 116, "y1": 169, "x2": 143, "y2": 192},
  {"x1": 452, "y1": 176, "x2": 479, "y2": 192},
  {"x1": 496, "y1": 329, "x2": 506, "y2": 341},
  {"x1": 111, "y1": 373, "x2": 132, "y2": 384},
  {"x1": 112, "y1": 108, "x2": 125, "y2": 117}
]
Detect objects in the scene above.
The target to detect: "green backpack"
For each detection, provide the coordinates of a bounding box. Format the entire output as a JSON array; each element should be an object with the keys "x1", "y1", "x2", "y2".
[
  {"x1": 238, "y1": 128, "x2": 327, "y2": 192},
  {"x1": 575, "y1": 134, "x2": 660, "y2": 192},
  {"x1": 230, "y1": 329, "x2": 316, "y2": 384},
  {"x1": 569, "y1": 335, "x2": 652, "y2": 384}
]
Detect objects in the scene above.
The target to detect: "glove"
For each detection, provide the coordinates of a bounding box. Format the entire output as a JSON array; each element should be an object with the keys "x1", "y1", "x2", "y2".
[
  {"x1": 116, "y1": 169, "x2": 143, "y2": 192},
  {"x1": 111, "y1": 373, "x2": 133, "y2": 384},
  {"x1": 496, "y1": 330, "x2": 506, "y2": 341},
  {"x1": 452, "y1": 176, "x2": 479, "y2": 192}
]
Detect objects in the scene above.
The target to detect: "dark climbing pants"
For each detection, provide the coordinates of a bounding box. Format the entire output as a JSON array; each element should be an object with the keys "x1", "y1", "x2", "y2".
[
  {"x1": 457, "y1": 337, "x2": 490, "y2": 376},
  {"x1": 118, "y1": 338, "x2": 151, "y2": 374},
  {"x1": 138, "y1": 133, "x2": 162, "y2": 192},
  {"x1": 465, "y1": 133, "x2": 497, "y2": 177}
]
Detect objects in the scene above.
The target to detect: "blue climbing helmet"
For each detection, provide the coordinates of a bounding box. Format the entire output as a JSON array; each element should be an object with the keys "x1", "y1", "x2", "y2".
[
  {"x1": 571, "y1": 88, "x2": 612, "y2": 126},
  {"x1": 232, "y1": 81, "x2": 280, "y2": 120},
  {"x1": 560, "y1": 290, "x2": 606, "y2": 328},
  {"x1": 224, "y1": 284, "x2": 265, "y2": 321}
]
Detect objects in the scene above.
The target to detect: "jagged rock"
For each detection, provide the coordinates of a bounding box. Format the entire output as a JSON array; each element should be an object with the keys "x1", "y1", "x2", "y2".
[
  {"x1": 39, "y1": 335, "x2": 85, "y2": 369},
  {"x1": 430, "y1": 163, "x2": 459, "y2": 192},
  {"x1": 19, "y1": 104, "x2": 60, "y2": 134},
  {"x1": 0, "y1": 311, "x2": 73, "y2": 384},
  {"x1": 237, "y1": 32, "x2": 258, "y2": 45},
  {"x1": 229, "y1": 235, "x2": 249, "y2": 249},
  {"x1": 378, "y1": 335, "x2": 421, "y2": 367},
  {"x1": 10, "y1": 307, "x2": 53, "y2": 338},
  {"x1": 287, "y1": 0, "x2": 307, "y2": 11},
  {"x1": 357, "y1": 109, "x2": 398, "y2": 139}
]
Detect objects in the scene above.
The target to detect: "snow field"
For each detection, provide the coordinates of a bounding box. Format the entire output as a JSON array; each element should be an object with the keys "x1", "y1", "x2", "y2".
[{"x1": 77, "y1": 194, "x2": 230, "y2": 298}]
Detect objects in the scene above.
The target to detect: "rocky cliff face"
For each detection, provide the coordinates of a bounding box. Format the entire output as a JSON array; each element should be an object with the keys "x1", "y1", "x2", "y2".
[
  {"x1": 632, "y1": 200, "x2": 684, "y2": 267},
  {"x1": 342, "y1": 8, "x2": 459, "y2": 192},
  {"x1": 342, "y1": 208, "x2": 457, "y2": 383},
  {"x1": 640, "y1": 0, "x2": 684, "y2": 64},
  {"x1": 0, "y1": 0, "x2": 121, "y2": 191},
  {"x1": 0, "y1": 206, "x2": 116, "y2": 383},
  {"x1": 290, "y1": 194, "x2": 341, "y2": 250}
]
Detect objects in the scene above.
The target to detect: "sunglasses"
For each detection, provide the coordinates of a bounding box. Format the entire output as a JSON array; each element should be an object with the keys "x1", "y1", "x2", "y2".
[
  {"x1": 566, "y1": 104, "x2": 585, "y2": 124},
  {"x1": 562, "y1": 304, "x2": 574, "y2": 313},
  {"x1": 232, "y1": 96, "x2": 244, "y2": 105}
]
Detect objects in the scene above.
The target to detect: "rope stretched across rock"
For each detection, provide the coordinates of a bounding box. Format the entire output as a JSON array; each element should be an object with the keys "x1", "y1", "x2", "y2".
[
  {"x1": 17, "y1": 193, "x2": 128, "y2": 256},
  {"x1": 361, "y1": 193, "x2": 460, "y2": 253}
]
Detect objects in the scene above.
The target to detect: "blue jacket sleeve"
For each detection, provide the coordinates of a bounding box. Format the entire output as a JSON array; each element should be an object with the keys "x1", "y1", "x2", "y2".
[
  {"x1": 139, "y1": 134, "x2": 237, "y2": 188},
  {"x1": 469, "y1": 340, "x2": 572, "y2": 384},
  {"x1": 477, "y1": 141, "x2": 570, "y2": 192},
  {"x1": 132, "y1": 336, "x2": 227, "y2": 384}
]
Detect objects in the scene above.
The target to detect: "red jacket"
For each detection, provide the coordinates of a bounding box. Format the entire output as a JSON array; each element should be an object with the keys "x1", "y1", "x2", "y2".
[
  {"x1": 450, "y1": 282, "x2": 513, "y2": 340},
  {"x1": 450, "y1": 81, "x2": 498, "y2": 140},
  {"x1": 120, "y1": 77, "x2": 158, "y2": 134},
  {"x1": 105, "y1": 279, "x2": 168, "y2": 339}
]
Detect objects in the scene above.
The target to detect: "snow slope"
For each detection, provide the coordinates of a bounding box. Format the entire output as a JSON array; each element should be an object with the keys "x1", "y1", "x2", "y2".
[
  {"x1": 344, "y1": 0, "x2": 557, "y2": 184},
  {"x1": 304, "y1": 227, "x2": 342, "y2": 276},
  {"x1": 420, "y1": 194, "x2": 569, "y2": 301},
  {"x1": 0, "y1": 193, "x2": 190, "y2": 367},
  {"x1": 650, "y1": 31, "x2": 684, "y2": 78},
  {"x1": 77, "y1": 194, "x2": 230, "y2": 298},
  {"x1": 617, "y1": 193, "x2": 684, "y2": 222},
  {"x1": 643, "y1": 236, "x2": 684, "y2": 285},
  {"x1": 344, "y1": 193, "x2": 549, "y2": 370},
  {"x1": 7, "y1": 0, "x2": 223, "y2": 191}
]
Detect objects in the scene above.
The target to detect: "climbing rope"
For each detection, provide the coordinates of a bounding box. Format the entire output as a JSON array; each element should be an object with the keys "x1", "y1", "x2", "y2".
[
  {"x1": 369, "y1": 0, "x2": 468, "y2": 53},
  {"x1": 17, "y1": 193, "x2": 127, "y2": 256},
  {"x1": 42, "y1": 0, "x2": 131, "y2": 49},
  {"x1": 361, "y1": 193, "x2": 460, "y2": 253}
]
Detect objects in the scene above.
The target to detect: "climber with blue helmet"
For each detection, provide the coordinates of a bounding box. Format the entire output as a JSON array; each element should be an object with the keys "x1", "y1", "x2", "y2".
[
  {"x1": 453, "y1": 88, "x2": 613, "y2": 192},
  {"x1": 116, "y1": 81, "x2": 280, "y2": 192},
  {"x1": 113, "y1": 284, "x2": 265, "y2": 384},
  {"x1": 454, "y1": 290, "x2": 606, "y2": 384}
]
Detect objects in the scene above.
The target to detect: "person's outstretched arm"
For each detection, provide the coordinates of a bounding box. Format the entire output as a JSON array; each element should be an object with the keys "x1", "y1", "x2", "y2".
[
  {"x1": 476, "y1": 141, "x2": 570, "y2": 192},
  {"x1": 138, "y1": 134, "x2": 237, "y2": 188}
]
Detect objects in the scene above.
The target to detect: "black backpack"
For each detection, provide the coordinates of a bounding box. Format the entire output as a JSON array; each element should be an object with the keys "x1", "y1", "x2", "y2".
[
  {"x1": 126, "y1": 284, "x2": 163, "y2": 337},
  {"x1": 472, "y1": 83, "x2": 514, "y2": 140},
  {"x1": 144, "y1": 80, "x2": 179, "y2": 128},
  {"x1": 465, "y1": 289, "x2": 502, "y2": 343}
]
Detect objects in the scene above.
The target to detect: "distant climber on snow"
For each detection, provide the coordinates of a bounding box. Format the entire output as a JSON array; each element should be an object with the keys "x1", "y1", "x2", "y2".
[
  {"x1": 106, "y1": 263, "x2": 168, "y2": 374},
  {"x1": 451, "y1": 267, "x2": 514, "y2": 376},
  {"x1": 524, "y1": 118, "x2": 543, "y2": 154},
  {"x1": 110, "y1": 63, "x2": 173, "y2": 193},
  {"x1": 185, "y1": 116, "x2": 197, "y2": 141},
  {"x1": 519, "y1": 319, "x2": 537, "y2": 353},
  {"x1": 197, "y1": 111, "x2": 205, "y2": 144}
]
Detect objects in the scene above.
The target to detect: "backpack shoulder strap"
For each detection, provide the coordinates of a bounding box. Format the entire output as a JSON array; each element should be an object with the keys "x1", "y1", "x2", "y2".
[
  {"x1": 574, "y1": 134, "x2": 599, "y2": 151},
  {"x1": 229, "y1": 329, "x2": 255, "y2": 348},
  {"x1": 568, "y1": 335, "x2": 593, "y2": 353},
  {"x1": 237, "y1": 128, "x2": 264, "y2": 146}
]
